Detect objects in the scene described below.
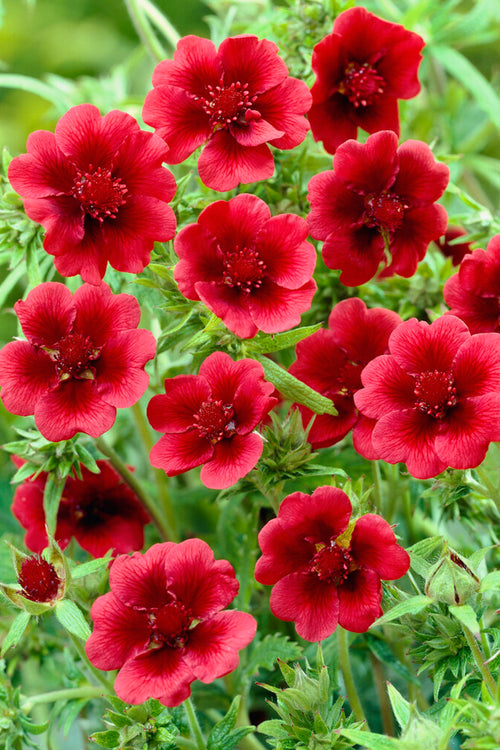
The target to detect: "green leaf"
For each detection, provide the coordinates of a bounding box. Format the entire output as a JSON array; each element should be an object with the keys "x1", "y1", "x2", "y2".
[
  {"x1": 54, "y1": 600, "x2": 91, "y2": 640},
  {"x1": 479, "y1": 570, "x2": 500, "y2": 593},
  {"x1": 371, "y1": 595, "x2": 431, "y2": 626},
  {"x1": 69, "y1": 553, "x2": 112, "y2": 579},
  {"x1": 1, "y1": 611, "x2": 31, "y2": 655},
  {"x1": 340, "y1": 728, "x2": 400, "y2": 749},
  {"x1": 449, "y1": 604, "x2": 480, "y2": 635},
  {"x1": 207, "y1": 696, "x2": 254, "y2": 750},
  {"x1": 430, "y1": 45, "x2": 500, "y2": 131},
  {"x1": 245, "y1": 324, "x2": 322, "y2": 354},
  {"x1": 43, "y1": 474, "x2": 65, "y2": 537},
  {"x1": 89, "y1": 729, "x2": 120, "y2": 748},
  {"x1": 243, "y1": 634, "x2": 303, "y2": 679},
  {"x1": 386, "y1": 683, "x2": 411, "y2": 730},
  {"x1": 255, "y1": 355, "x2": 337, "y2": 415}
]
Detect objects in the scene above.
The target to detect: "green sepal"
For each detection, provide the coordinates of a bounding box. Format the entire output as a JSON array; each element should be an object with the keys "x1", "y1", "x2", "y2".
[
  {"x1": 0, "y1": 610, "x2": 31, "y2": 655},
  {"x1": 89, "y1": 729, "x2": 120, "y2": 748}
]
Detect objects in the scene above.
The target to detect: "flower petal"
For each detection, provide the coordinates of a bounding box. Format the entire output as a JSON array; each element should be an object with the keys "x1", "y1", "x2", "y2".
[
  {"x1": 147, "y1": 377, "x2": 211, "y2": 433},
  {"x1": 201, "y1": 432, "x2": 263, "y2": 489},
  {"x1": 14, "y1": 282, "x2": 75, "y2": 347},
  {"x1": 86, "y1": 592, "x2": 150, "y2": 670},
  {"x1": 186, "y1": 611, "x2": 256, "y2": 681},
  {"x1": 350, "y1": 514, "x2": 410, "y2": 580},
  {"x1": 270, "y1": 572, "x2": 340, "y2": 642},
  {"x1": 114, "y1": 647, "x2": 194, "y2": 707},
  {"x1": 149, "y1": 431, "x2": 214, "y2": 476},
  {"x1": 95, "y1": 330, "x2": 156, "y2": 408},
  {"x1": 109, "y1": 543, "x2": 175, "y2": 609},
  {"x1": 338, "y1": 568, "x2": 383, "y2": 632},
  {"x1": 0, "y1": 342, "x2": 57, "y2": 416},
  {"x1": 34, "y1": 380, "x2": 116, "y2": 441},
  {"x1": 198, "y1": 130, "x2": 274, "y2": 191},
  {"x1": 8, "y1": 130, "x2": 75, "y2": 198}
]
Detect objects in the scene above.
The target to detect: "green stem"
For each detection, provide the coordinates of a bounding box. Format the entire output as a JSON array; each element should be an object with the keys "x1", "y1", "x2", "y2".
[
  {"x1": 461, "y1": 625, "x2": 497, "y2": 699},
  {"x1": 184, "y1": 697, "x2": 206, "y2": 750},
  {"x1": 369, "y1": 652, "x2": 394, "y2": 736},
  {"x1": 69, "y1": 633, "x2": 115, "y2": 693},
  {"x1": 337, "y1": 627, "x2": 369, "y2": 728},
  {"x1": 124, "y1": 0, "x2": 166, "y2": 62},
  {"x1": 21, "y1": 685, "x2": 103, "y2": 713},
  {"x1": 474, "y1": 465, "x2": 500, "y2": 509},
  {"x1": 141, "y1": 0, "x2": 181, "y2": 48},
  {"x1": 371, "y1": 461, "x2": 383, "y2": 515},
  {"x1": 235, "y1": 696, "x2": 266, "y2": 750},
  {"x1": 95, "y1": 436, "x2": 172, "y2": 541}
]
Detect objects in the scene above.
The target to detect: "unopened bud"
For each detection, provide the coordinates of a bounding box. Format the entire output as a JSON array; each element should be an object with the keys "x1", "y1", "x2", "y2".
[{"x1": 425, "y1": 542, "x2": 479, "y2": 605}]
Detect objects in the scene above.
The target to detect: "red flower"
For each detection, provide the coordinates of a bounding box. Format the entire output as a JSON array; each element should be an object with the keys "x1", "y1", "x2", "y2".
[
  {"x1": 254, "y1": 486, "x2": 409, "y2": 641},
  {"x1": 289, "y1": 298, "x2": 401, "y2": 453},
  {"x1": 0, "y1": 282, "x2": 156, "y2": 441},
  {"x1": 85, "y1": 539, "x2": 256, "y2": 706},
  {"x1": 444, "y1": 235, "x2": 500, "y2": 333},
  {"x1": 142, "y1": 35, "x2": 312, "y2": 191},
  {"x1": 307, "y1": 131, "x2": 449, "y2": 286},
  {"x1": 12, "y1": 459, "x2": 149, "y2": 558},
  {"x1": 147, "y1": 352, "x2": 276, "y2": 489},
  {"x1": 308, "y1": 7, "x2": 424, "y2": 154},
  {"x1": 436, "y1": 225, "x2": 473, "y2": 266},
  {"x1": 8, "y1": 104, "x2": 177, "y2": 284},
  {"x1": 174, "y1": 194, "x2": 317, "y2": 338},
  {"x1": 354, "y1": 315, "x2": 500, "y2": 479},
  {"x1": 18, "y1": 556, "x2": 62, "y2": 603}
]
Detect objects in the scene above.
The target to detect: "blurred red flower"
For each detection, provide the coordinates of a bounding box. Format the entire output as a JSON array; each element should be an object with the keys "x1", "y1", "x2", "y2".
[
  {"x1": 8, "y1": 104, "x2": 177, "y2": 284},
  {"x1": 148, "y1": 352, "x2": 276, "y2": 489},
  {"x1": 307, "y1": 130, "x2": 449, "y2": 286},
  {"x1": 254, "y1": 486, "x2": 409, "y2": 641},
  {"x1": 444, "y1": 234, "x2": 500, "y2": 333},
  {"x1": 289, "y1": 298, "x2": 401, "y2": 453},
  {"x1": 142, "y1": 35, "x2": 312, "y2": 191},
  {"x1": 0, "y1": 282, "x2": 156, "y2": 441},
  {"x1": 12, "y1": 459, "x2": 149, "y2": 558},
  {"x1": 174, "y1": 194, "x2": 317, "y2": 338},
  {"x1": 86, "y1": 539, "x2": 256, "y2": 706},
  {"x1": 436, "y1": 225, "x2": 473, "y2": 266},
  {"x1": 308, "y1": 7, "x2": 424, "y2": 154},
  {"x1": 354, "y1": 315, "x2": 500, "y2": 478}
]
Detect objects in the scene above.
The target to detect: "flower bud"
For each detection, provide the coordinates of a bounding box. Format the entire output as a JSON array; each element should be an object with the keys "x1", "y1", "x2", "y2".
[
  {"x1": 425, "y1": 543, "x2": 479, "y2": 605},
  {"x1": 400, "y1": 705, "x2": 442, "y2": 749}
]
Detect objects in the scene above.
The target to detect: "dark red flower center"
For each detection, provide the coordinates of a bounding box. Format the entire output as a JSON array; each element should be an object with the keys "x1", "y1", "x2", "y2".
[
  {"x1": 338, "y1": 61, "x2": 385, "y2": 108},
  {"x1": 364, "y1": 191, "x2": 408, "y2": 233},
  {"x1": 72, "y1": 165, "x2": 128, "y2": 222},
  {"x1": 336, "y1": 361, "x2": 363, "y2": 397},
  {"x1": 197, "y1": 79, "x2": 258, "y2": 128},
  {"x1": 310, "y1": 542, "x2": 354, "y2": 585},
  {"x1": 193, "y1": 399, "x2": 236, "y2": 444},
  {"x1": 49, "y1": 332, "x2": 101, "y2": 381},
  {"x1": 222, "y1": 246, "x2": 266, "y2": 293},
  {"x1": 414, "y1": 370, "x2": 457, "y2": 418},
  {"x1": 18, "y1": 555, "x2": 61, "y2": 602},
  {"x1": 150, "y1": 601, "x2": 192, "y2": 649}
]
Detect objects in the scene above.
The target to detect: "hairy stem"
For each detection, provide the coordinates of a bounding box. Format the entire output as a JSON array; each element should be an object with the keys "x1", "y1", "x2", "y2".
[
  {"x1": 123, "y1": 0, "x2": 165, "y2": 62},
  {"x1": 184, "y1": 696, "x2": 206, "y2": 750},
  {"x1": 462, "y1": 624, "x2": 497, "y2": 699},
  {"x1": 369, "y1": 652, "x2": 394, "y2": 736},
  {"x1": 69, "y1": 633, "x2": 115, "y2": 693},
  {"x1": 337, "y1": 627, "x2": 369, "y2": 728},
  {"x1": 21, "y1": 685, "x2": 104, "y2": 713}
]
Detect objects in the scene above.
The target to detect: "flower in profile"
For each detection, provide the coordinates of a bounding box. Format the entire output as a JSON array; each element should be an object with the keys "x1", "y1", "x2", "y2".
[
  {"x1": 86, "y1": 539, "x2": 256, "y2": 706},
  {"x1": 289, "y1": 298, "x2": 401, "y2": 453},
  {"x1": 12, "y1": 459, "x2": 150, "y2": 558},
  {"x1": 436, "y1": 225, "x2": 472, "y2": 266},
  {"x1": 0, "y1": 282, "x2": 156, "y2": 441},
  {"x1": 307, "y1": 130, "x2": 449, "y2": 286},
  {"x1": 308, "y1": 7, "x2": 424, "y2": 154},
  {"x1": 8, "y1": 104, "x2": 177, "y2": 284},
  {"x1": 254, "y1": 486, "x2": 409, "y2": 641},
  {"x1": 142, "y1": 35, "x2": 312, "y2": 191},
  {"x1": 147, "y1": 352, "x2": 276, "y2": 489},
  {"x1": 354, "y1": 315, "x2": 500, "y2": 479},
  {"x1": 174, "y1": 194, "x2": 317, "y2": 339},
  {"x1": 444, "y1": 235, "x2": 500, "y2": 333}
]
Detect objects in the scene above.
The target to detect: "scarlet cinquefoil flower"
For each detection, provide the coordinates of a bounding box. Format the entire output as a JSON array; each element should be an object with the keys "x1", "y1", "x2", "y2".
[
  {"x1": 307, "y1": 130, "x2": 449, "y2": 285},
  {"x1": 142, "y1": 35, "x2": 312, "y2": 191},
  {"x1": 0, "y1": 282, "x2": 156, "y2": 441},
  {"x1": 174, "y1": 194, "x2": 317, "y2": 338},
  {"x1": 8, "y1": 104, "x2": 177, "y2": 284},
  {"x1": 436, "y1": 225, "x2": 472, "y2": 266},
  {"x1": 354, "y1": 315, "x2": 500, "y2": 479},
  {"x1": 308, "y1": 7, "x2": 424, "y2": 154},
  {"x1": 254, "y1": 486, "x2": 409, "y2": 641},
  {"x1": 86, "y1": 539, "x2": 256, "y2": 706},
  {"x1": 148, "y1": 352, "x2": 276, "y2": 489},
  {"x1": 444, "y1": 235, "x2": 500, "y2": 333},
  {"x1": 12, "y1": 459, "x2": 149, "y2": 558},
  {"x1": 289, "y1": 298, "x2": 401, "y2": 453}
]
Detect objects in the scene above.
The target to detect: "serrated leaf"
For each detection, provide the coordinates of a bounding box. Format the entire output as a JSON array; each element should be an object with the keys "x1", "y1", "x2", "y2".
[
  {"x1": 449, "y1": 604, "x2": 480, "y2": 635},
  {"x1": 408, "y1": 536, "x2": 443, "y2": 558},
  {"x1": 372, "y1": 595, "x2": 431, "y2": 626},
  {"x1": 245, "y1": 324, "x2": 322, "y2": 354},
  {"x1": 255, "y1": 355, "x2": 337, "y2": 415},
  {"x1": 340, "y1": 728, "x2": 400, "y2": 749},
  {"x1": 410, "y1": 553, "x2": 431, "y2": 578},
  {"x1": 1, "y1": 610, "x2": 31, "y2": 655},
  {"x1": 386, "y1": 683, "x2": 411, "y2": 730},
  {"x1": 207, "y1": 696, "x2": 254, "y2": 750},
  {"x1": 479, "y1": 570, "x2": 500, "y2": 593},
  {"x1": 70, "y1": 553, "x2": 112, "y2": 579},
  {"x1": 257, "y1": 719, "x2": 289, "y2": 739},
  {"x1": 54, "y1": 600, "x2": 91, "y2": 640},
  {"x1": 243, "y1": 634, "x2": 303, "y2": 679},
  {"x1": 90, "y1": 729, "x2": 120, "y2": 748}
]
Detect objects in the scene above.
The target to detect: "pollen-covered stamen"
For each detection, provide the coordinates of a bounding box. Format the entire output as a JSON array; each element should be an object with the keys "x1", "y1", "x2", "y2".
[
  {"x1": 338, "y1": 61, "x2": 385, "y2": 108},
  {"x1": 310, "y1": 542, "x2": 354, "y2": 585},
  {"x1": 18, "y1": 555, "x2": 61, "y2": 602},
  {"x1": 414, "y1": 370, "x2": 457, "y2": 418},
  {"x1": 197, "y1": 79, "x2": 257, "y2": 127},
  {"x1": 149, "y1": 601, "x2": 192, "y2": 649},
  {"x1": 72, "y1": 165, "x2": 128, "y2": 222},
  {"x1": 193, "y1": 399, "x2": 236, "y2": 444},
  {"x1": 364, "y1": 191, "x2": 408, "y2": 233},
  {"x1": 222, "y1": 245, "x2": 266, "y2": 293},
  {"x1": 50, "y1": 332, "x2": 101, "y2": 380}
]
